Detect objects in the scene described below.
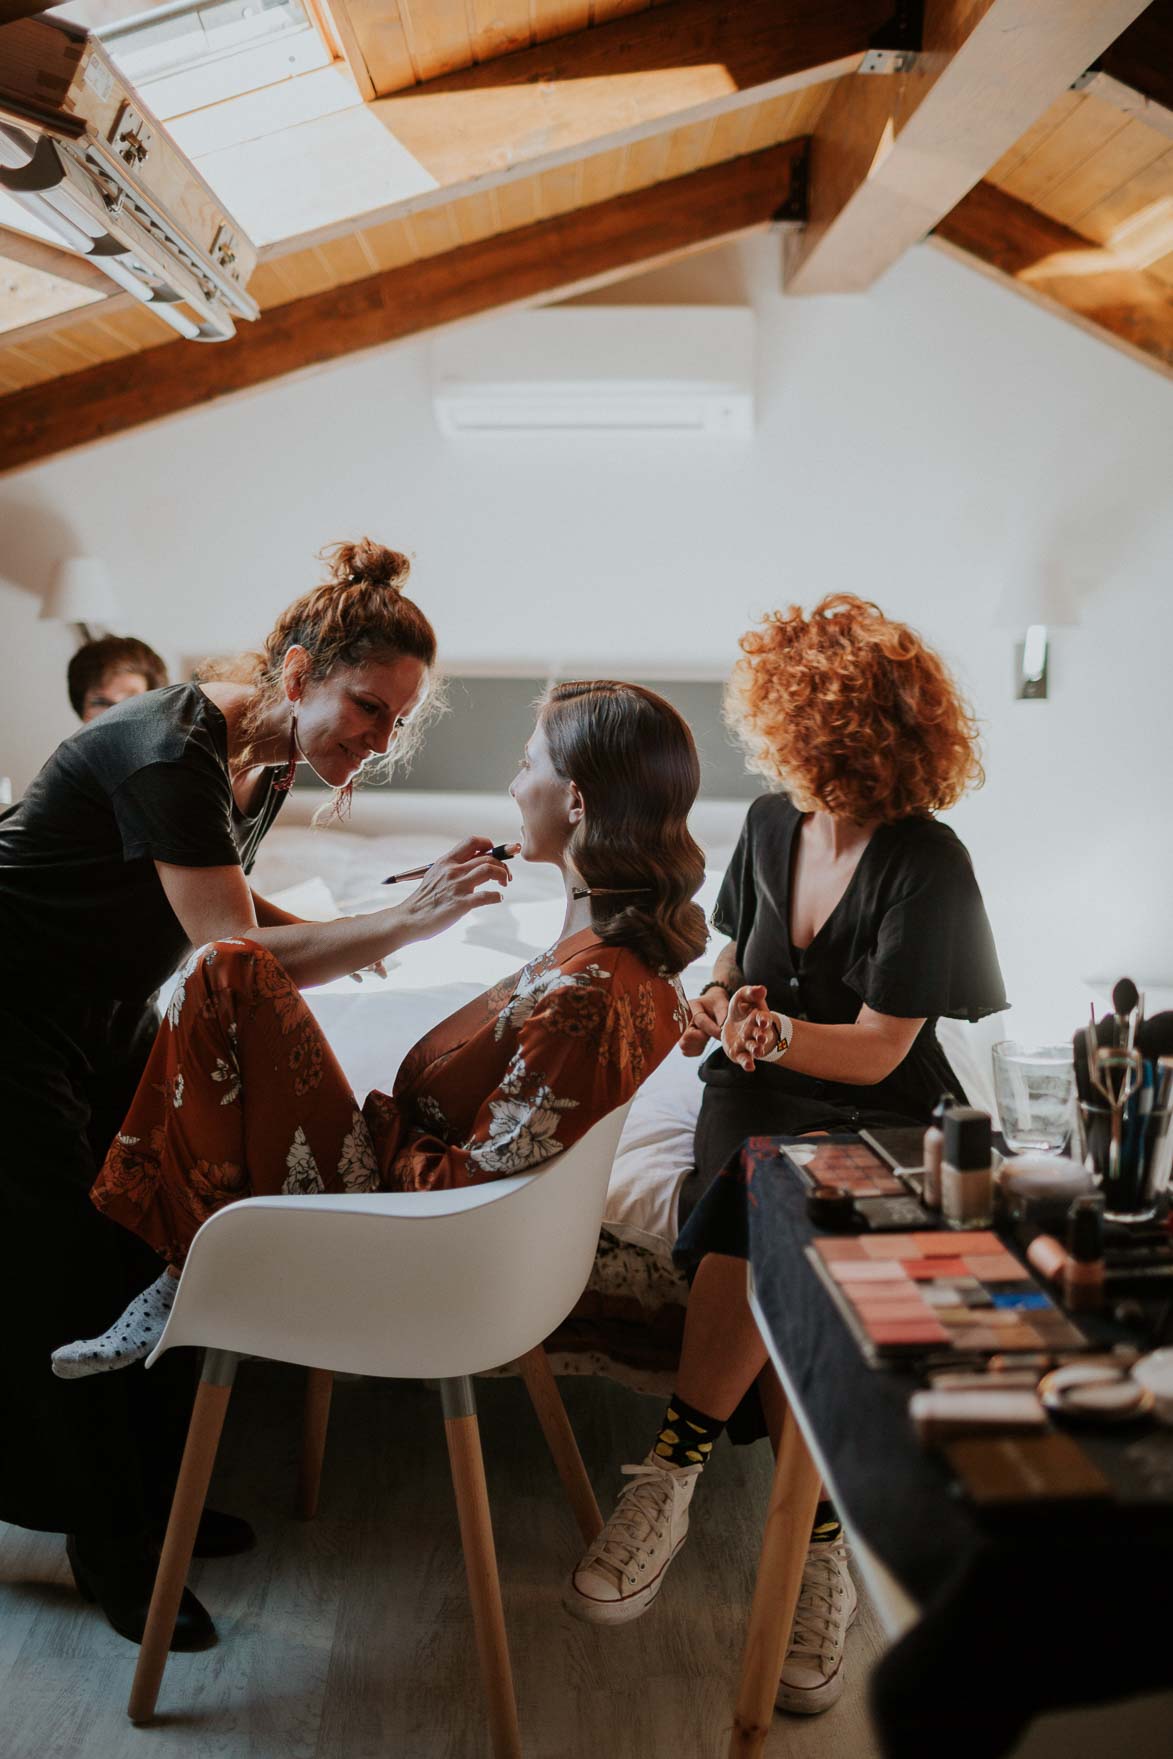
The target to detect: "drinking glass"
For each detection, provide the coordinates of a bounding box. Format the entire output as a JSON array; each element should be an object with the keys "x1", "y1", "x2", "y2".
[{"x1": 991, "y1": 1041, "x2": 1076, "y2": 1154}]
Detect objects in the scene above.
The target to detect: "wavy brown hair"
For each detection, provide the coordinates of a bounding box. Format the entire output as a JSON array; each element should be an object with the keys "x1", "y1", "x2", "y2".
[
  {"x1": 728, "y1": 594, "x2": 984, "y2": 819},
  {"x1": 725, "y1": 595, "x2": 983, "y2": 822},
  {"x1": 541, "y1": 682, "x2": 707, "y2": 975},
  {"x1": 199, "y1": 539, "x2": 444, "y2": 794}
]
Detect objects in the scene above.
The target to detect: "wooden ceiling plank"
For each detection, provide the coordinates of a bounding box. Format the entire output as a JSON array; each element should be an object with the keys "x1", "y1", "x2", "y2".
[
  {"x1": 934, "y1": 179, "x2": 1173, "y2": 380},
  {"x1": 1076, "y1": 141, "x2": 1173, "y2": 247},
  {"x1": 468, "y1": 0, "x2": 532, "y2": 63},
  {"x1": 398, "y1": 0, "x2": 475, "y2": 82},
  {"x1": 996, "y1": 96, "x2": 1131, "y2": 209},
  {"x1": 786, "y1": 0, "x2": 1155, "y2": 296},
  {"x1": 1044, "y1": 113, "x2": 1173, "y2": 230},
  {"x1": 0, "y1": 138, "x2": 806, "y2": 475},
  {"x1": 984, "y1": 91, "x2": 1085, "y2": 187},
  {"x1": 534, "y1": 2, "x2": 593, "y2": 46}
]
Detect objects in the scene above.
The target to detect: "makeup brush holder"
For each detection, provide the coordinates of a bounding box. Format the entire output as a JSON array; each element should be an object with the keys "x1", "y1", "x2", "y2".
[{"x1": 1077, "y1": 1100, "x2": 1173, "y2": 1222}]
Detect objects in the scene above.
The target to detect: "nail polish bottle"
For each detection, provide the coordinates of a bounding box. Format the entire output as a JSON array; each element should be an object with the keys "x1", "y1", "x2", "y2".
[
  {"x1": 941, "y1": 1107, "x2": 994, "y2": 1230},
  {"x1": 922, "y1": 1092, "x2": 955, "y2": 1211},
  {"x1": 1064, "y1": 1195, "x2": 1105, "y2": 1313}
]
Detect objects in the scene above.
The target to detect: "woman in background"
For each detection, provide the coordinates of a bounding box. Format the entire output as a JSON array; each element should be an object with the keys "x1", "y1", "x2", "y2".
[
  {"x1": 568, "y1": 596, "x2": 1005, "y2": 1722},
  {"x1": 0, "y1": 540, "x2": 506, "y2": 1651}
]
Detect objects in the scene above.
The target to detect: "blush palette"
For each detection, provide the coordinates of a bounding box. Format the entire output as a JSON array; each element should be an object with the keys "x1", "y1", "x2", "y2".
[
  {"x1": 792, "y1": 1141, "x2": 907, "y2": 1199},
  {"x1": 807, "y1": 1232, "x2": 1088, "y2": 1364}
]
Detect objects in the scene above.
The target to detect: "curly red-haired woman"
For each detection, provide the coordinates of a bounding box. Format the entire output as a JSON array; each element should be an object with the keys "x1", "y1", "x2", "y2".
[{"x1": 568, "y1": 596, "x2": 1006, "y2": 1721}]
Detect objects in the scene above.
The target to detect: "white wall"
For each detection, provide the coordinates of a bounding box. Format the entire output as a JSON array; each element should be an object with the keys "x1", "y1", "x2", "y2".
[{"x1": 2, "y1": 235, "x2": 1172, "y2": 1038}]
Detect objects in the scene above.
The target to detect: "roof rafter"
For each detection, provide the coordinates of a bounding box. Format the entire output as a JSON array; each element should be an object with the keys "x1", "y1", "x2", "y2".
[
  {"x1": 786, "y1": 0, "x2": 1156, "y2": 296},
  {"x1": 0, "y1": 136, "x2": 807, "y2": 475},
  {"x1": 933, "y1": 178, "x2": 1173, "y2": 383}
]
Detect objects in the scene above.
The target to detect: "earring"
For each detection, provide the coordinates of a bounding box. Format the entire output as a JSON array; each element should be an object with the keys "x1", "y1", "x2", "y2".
[{"x1": 273, "y1": 712, "x2": 299, "y2": 793}]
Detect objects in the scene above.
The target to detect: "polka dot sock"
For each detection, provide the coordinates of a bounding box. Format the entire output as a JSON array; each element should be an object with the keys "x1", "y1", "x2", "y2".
[
  {"x1": 51, "y1": 1271, "x2": 177, "y2": 1379},
  {"x1": 652, "y1": 1393, "x2": 724, "y2": 1469}
]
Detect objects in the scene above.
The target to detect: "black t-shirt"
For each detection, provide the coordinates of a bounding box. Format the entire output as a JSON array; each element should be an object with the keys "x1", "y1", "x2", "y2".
[
  {"x1": 0, "y1": 683, "x2": 283, "y2": 1007},
  {"x1": 700, "y1": 794, "x2": 1007, "y2": 1121}
]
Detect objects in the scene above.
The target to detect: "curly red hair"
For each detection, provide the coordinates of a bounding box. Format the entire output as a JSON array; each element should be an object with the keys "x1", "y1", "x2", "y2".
[{"x1": 725, "y1": 595, "x2": 983, "y2": 822}]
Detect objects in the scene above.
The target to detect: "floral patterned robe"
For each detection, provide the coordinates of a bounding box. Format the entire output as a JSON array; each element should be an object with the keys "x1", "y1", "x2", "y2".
[{"x1": 91, "y1": 929, "x2": 689, "y2": 1266}]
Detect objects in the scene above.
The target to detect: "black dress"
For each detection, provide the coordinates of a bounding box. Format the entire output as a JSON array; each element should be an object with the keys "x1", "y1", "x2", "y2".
[
  {"x1": 681, "y1": 794, "x2": 1008, "y2": 1224},
  {"x1": 0, "y1": 684, "x2": 283, "y2": 1535}
]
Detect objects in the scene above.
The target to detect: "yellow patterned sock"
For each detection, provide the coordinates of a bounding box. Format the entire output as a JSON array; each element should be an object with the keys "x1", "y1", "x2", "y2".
[{"x1": 653, "y1": 1394, "x2": 724, "y2": 1468}]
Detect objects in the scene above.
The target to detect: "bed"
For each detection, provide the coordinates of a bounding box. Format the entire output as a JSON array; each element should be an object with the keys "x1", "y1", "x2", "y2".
[{"x1": 244, "y1": 788, "x2": 1005, "y2": 1395}]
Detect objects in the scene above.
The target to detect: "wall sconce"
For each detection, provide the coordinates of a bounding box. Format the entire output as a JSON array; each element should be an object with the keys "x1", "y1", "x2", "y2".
[
  {"x1": 994, "y1": 571, "x2": 1076, "y2": 702},
  {"x1": 40, "y1": 557, "x2": 122, "y2": 645}
]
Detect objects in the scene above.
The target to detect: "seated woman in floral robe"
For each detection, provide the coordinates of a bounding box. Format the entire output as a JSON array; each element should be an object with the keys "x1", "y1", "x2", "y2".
[{"x1": 53, "y1": 680, "x2": 707, "y2": 1375}]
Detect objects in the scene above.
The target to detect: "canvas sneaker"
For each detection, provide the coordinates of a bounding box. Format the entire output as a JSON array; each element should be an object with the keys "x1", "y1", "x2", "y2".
[
  {"x1": 775, "y1": 1535, "x2": 858, "y2": 1716},
  {"x1": 564, "y1": 1454, "x2": 701, "y2": 1625}
]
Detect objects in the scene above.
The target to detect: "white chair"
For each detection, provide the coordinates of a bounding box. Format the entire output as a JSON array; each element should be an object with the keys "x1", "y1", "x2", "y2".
[{"x1": 127, "y1": 1101, "x2": 634, "y2": 1757}]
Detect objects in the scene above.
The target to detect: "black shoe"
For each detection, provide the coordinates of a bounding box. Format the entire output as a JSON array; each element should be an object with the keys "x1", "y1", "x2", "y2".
[
  {"x1": 148, "y1": 1506, "x2": 256, "y2": 1560},
  {"x1": 66, "y1": 1531, "x2": 217, "y2": 1651}
]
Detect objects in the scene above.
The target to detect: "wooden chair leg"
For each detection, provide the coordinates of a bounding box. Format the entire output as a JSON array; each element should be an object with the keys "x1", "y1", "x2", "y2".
[
  {"x1": 442, "y1": 1380, "x2": 522, "y2": 1759},
  {"x1": 297, "y1": 1367, "x2": 334, "y2": 1520},
  {"x1": 516, "y1": 1345, "x2": 602, "y2": 1546},
  {"x1": 128, "y1": 1351, "x2": 239, "y2": 1725},
  {"x1": 727, "y1": 1399, "x2": 823, "y2": 1759}
]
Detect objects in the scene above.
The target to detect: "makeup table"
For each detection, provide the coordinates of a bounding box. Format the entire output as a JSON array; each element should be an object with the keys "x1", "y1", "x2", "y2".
[{"x1": 724, "y1": 1140, "x2": 1173, "y2": 1759}]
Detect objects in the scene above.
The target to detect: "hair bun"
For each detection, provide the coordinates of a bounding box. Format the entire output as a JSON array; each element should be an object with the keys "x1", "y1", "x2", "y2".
[{"x1": 325, "y1": 538, "x2": 411, "y2": 592}]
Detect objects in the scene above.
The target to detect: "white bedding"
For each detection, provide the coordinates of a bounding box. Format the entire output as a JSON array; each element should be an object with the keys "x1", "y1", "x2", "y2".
[{"x1": 249, "y1": 791, "x2": 1004, "y2": 1262}]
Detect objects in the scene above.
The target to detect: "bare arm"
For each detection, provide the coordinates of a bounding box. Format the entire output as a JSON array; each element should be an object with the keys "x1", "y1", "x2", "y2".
[
  {"x1": 249, "y1": 889, "x2": 305, "y2": 929},
  {"x1": 679, "y1": 939, "x2": 744, "y2": 1057},
  {"x1": 723, "y1": 984, "x2": 925, "y2": 1086},
  {"x1": 154, "y1": 837, "x2": 511, "y2": 991}
]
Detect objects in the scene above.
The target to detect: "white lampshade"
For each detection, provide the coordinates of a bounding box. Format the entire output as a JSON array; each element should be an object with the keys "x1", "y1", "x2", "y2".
[{"x1": 41, "y1": 557, "x2": 121, "y2": 625}]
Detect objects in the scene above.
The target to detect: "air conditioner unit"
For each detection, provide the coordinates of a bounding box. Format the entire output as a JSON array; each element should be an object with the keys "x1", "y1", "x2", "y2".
[
  {"x1": 431, "y1": 307, "x2": 755, "y2": 437},
  {"x1": 0, "y1": 15, "x2": 257, "y2": 342}
]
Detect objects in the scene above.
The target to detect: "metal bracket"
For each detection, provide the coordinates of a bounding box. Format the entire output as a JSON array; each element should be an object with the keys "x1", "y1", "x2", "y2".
[
  {"x1": 772, "y1": 139, "x2": 809, "y2": 225},
  {"x1": 109, "y1": 101, "x2": 152, "y2": 170},
  {"x1": 862, "y1": 2, "x2": 922, "y2": 73},
  {"x1": 212, "y1": 223, "x2": 239, "y2": 276},
  {"x1": 859, "y1": 47, "x2": 918, "y2": 74}
]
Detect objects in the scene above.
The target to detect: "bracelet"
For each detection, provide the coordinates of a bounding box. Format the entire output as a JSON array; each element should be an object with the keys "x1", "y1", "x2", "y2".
[
  {"x1": 760, "y1": 1011, "x2": 794, "y2": 1063},
  {"x1": 698, "y1": 980, "x2": 733, "y2": 1002}
]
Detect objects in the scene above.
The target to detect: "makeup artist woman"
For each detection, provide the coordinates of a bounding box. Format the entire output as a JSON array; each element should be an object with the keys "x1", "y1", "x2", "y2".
[{"x1": 0, "y1": 540, "x2": 505, "y2": 1649}]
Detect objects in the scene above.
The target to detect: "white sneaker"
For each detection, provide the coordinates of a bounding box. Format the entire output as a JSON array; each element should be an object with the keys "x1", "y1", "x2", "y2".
[
  {"x1": 564, "y1": 1454, "x2": 701, "y2": 1625},
  {"x1": 775, "y1": 1536, "x2": 858, "y2": 1716}
]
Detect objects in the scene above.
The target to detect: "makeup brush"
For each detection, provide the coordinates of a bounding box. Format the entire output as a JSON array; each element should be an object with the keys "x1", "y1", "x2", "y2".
[{"x1": 381, "y1": 842, "x2": 519, "y2": 886}]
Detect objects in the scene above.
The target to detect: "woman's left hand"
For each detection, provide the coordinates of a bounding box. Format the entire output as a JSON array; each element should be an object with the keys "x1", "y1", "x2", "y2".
[{"x1": 721, "y1": 984, "x2": 782, "y2": 1071}]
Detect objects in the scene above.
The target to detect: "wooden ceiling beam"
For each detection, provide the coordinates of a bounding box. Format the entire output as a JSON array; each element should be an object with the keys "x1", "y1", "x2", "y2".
[
  {"x1": 785, "y1": 0, "x2": 1155, "y2": 296},
  {"x1": 0, "y1": 223, "x2": 115, "y2": 295},
  {"x1": 267, "y1": 0, "x2": 887, "y2": 257},
  {"x1": 0, "y1": 136, "x2": 807, "y2": 475},
  {"x1": 934, "y1": 179, "x2": 1173, "y2": 382},
  {"x1": 1094, "y1": 0, "x2": 1173, "y2": 118}
]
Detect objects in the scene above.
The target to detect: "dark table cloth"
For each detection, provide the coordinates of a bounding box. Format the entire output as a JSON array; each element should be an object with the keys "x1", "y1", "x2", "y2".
[{"x1": 739, "y1": 1138, "x2": 1173, "y2": 1759}]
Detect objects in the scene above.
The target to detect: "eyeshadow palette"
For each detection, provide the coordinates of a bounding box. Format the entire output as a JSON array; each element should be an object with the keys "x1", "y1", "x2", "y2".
[
  {"x1": 807, "y1": 1232, "x2": 1089, "y2": 1365},
  {"x1": 789, "y1": 1140, "x2": 908, "y2": 1199}
]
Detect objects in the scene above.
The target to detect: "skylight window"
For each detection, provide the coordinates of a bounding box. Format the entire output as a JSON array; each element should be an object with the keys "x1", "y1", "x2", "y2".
[{"x1": 58, "y1": 0, "x2": 332, "y2": 119}]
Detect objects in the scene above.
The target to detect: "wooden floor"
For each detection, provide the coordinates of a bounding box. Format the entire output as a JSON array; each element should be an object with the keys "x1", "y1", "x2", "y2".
[{"x1": 0, "y1": 1364, "x2": 888, "y2": 1759}]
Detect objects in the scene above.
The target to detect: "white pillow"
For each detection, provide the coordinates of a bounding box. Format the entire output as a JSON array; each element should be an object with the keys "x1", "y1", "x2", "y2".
[{"x1": 604, "y1": 1047, "x2": 704, "y2": 1254}]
